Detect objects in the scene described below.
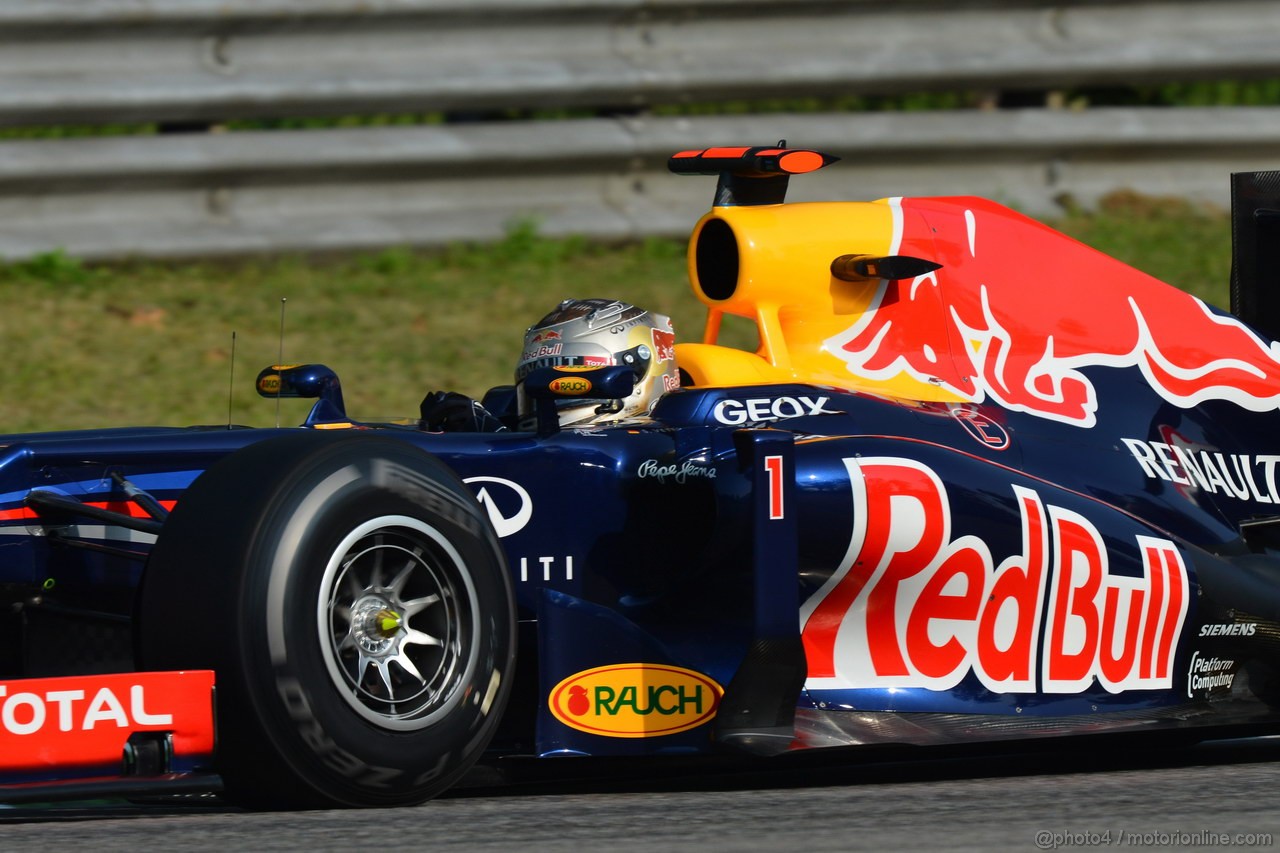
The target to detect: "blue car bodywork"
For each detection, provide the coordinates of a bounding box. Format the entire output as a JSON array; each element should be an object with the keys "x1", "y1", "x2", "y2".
[{"x1": 2, "y1": 147, "x2": 1280, "y2": 807}]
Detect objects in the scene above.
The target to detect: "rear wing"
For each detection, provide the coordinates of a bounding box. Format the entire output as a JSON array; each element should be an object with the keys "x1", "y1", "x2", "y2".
[{"x1": 1230, "y1": 171, "x2": 1280, "y2": 341}]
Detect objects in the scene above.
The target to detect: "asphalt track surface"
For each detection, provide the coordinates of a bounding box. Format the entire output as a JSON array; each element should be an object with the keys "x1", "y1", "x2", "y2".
[{"x1": 2, "y1": 735, "x2": 1279, "y2": 852}]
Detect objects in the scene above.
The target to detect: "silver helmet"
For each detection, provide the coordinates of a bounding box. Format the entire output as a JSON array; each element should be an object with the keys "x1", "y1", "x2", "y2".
[{"x1": 515, "y1": 299, "x2": 679, "y2": 427}]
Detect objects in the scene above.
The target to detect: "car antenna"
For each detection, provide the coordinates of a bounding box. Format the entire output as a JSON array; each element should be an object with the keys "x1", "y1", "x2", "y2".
[
  {"x1": 226, "y1": 330, "x2": 237, "y2": 429},
  {"x1": 276, "y1": 297, "x2": 287, "y2": 428}
]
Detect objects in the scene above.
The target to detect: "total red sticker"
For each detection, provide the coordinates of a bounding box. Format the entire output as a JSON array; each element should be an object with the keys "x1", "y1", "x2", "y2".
[{"x1": 0, "y1": 670, "x2": 215, "y2": 771}]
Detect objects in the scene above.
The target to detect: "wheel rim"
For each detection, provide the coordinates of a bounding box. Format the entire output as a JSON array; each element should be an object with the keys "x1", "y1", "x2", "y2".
[{"x1": 317, "y1": 515, "x2": 480, "y2": 731}]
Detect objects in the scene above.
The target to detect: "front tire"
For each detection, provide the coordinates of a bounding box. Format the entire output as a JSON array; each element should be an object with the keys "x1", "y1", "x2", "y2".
[{"x1": 137, "y1": 431, "x2": 515, "y2": 808}]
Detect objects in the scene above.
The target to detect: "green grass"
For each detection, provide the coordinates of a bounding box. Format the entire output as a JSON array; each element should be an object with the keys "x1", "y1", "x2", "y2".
[{"x1": 0, "y1": 196, "x2": 1232, "y2": 433}]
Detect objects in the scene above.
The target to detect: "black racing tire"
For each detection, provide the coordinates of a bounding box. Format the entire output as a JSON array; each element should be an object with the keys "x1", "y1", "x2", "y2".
[{"x1": 136, "y1": 431, "x2": 516, "y2": 809}]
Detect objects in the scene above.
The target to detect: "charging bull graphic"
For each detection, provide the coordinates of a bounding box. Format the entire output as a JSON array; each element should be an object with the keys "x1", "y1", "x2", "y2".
[{"x1": 827, "y1": 198, "x2": 1280, "y2": 427}]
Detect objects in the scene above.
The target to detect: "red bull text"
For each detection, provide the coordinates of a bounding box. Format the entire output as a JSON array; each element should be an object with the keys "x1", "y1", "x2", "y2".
[{"x1": 800, "y1": 458, "x2": 1190, "y2": 695}]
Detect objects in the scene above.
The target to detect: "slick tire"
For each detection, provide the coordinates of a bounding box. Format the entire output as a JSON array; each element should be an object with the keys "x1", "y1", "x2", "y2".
[{"x1": 137, "y1": 431, "x2": 516, "y2": 809}]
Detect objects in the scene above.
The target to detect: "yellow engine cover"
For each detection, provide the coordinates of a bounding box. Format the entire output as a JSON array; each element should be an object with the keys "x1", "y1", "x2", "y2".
[{"x1": 679, "y1": 200, "x2": 962, "y2": 402}]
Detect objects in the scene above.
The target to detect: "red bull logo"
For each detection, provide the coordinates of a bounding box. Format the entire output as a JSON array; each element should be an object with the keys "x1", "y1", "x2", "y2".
[
  {"x1": 827, "y1": 198, "x2": 1280, "y2": 427},
  {"x1": 800, "y1": 458, "x2": 1190, "y2": 695},
  {"x1": 652, "y1": 328, "x2": 676, "y2": 362},
  {"x1": 521, "y1": 343, "x2": 562, "y2": 362},
  {"x1": 529, "y1": 330, "x2": 562, "y2": 344}
]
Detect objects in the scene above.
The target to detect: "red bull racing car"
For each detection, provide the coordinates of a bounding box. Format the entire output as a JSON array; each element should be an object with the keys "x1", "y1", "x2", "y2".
[{"x1": 3, "y1": 146, "x2": 1280, "y2": 808}]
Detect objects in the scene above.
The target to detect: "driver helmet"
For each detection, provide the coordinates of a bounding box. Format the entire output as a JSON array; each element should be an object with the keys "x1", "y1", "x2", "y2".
[{"x1": 515, "y1": 298, "x2": 679, "y2": 427}]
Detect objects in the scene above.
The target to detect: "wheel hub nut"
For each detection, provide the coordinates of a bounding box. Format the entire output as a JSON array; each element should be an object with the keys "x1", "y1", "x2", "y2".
[
  {"x1": 352, "y1": 599, "x2": 401, "y2": 654},
  {"x1": 374, "y1": 608, "x2": 402, "y2": 637}
]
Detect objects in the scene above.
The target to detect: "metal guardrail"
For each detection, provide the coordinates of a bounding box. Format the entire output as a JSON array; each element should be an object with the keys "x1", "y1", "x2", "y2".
[
  {"x1": 6, "y1": 107, "x2": 1279, "y2": 260},
  {"x1": 5, "y1": 0, "x2": 1280, "y2": 126},
  {"x1": 2, "y1": 0, "x2": 1280, "y2": 259}
]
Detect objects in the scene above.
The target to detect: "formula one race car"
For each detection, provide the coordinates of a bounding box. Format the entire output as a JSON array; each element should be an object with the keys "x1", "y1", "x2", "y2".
[{"x1": 4, "y1": 145, "x2": 1280, "y2": 808}]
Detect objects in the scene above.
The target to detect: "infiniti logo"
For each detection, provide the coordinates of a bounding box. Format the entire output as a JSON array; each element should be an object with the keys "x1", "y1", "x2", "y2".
[{"x1": 463, "y1": 476, "x2": 533, "y2": 538}]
